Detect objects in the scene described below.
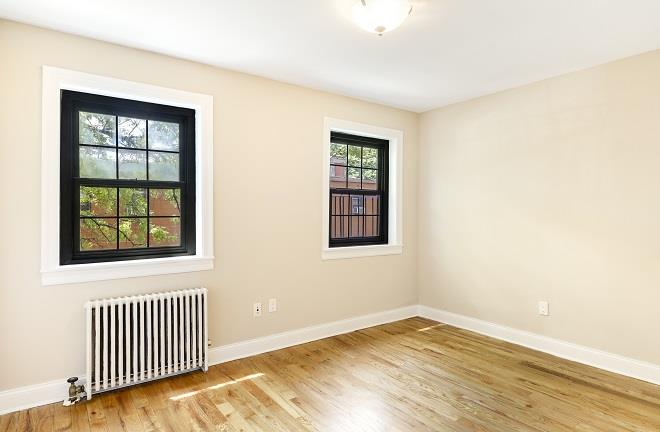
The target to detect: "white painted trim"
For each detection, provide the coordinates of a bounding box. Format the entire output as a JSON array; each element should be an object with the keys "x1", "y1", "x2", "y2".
[
  {"x1": 40, "y1": 66, "x2": 214, "y2": 285},
  {"x1": 418, "y1": 305, "x2": 660, "y2": 386},
  {"x1": 321, "y1": 117, "x2": 403, "y2": 260},
  {"x1": 41, "y1": 256, "x2": 214, "y2": 285},
  {"x1": 0, "y1": 378, "x2": 86, "y2": 416},
  {"x1": 208, "y1": 305, "x2": 418, "y2": 364},
  {"x1": 321, "y1": 244, "x2": 403, "y2": 260}
]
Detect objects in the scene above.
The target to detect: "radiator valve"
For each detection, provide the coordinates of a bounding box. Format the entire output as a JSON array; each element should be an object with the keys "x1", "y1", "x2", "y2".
[{"x1": 63, "y1": 377, "x2": 87, "y2": 406}]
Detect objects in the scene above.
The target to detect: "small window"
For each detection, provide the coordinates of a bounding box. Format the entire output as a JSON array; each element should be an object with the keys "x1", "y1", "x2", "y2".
[
  {"x1": 329, "y1": 132, "x2": 388, "y2": 247},
  {"x1": 60, "y1": 91, "x2": 196, "y2": 265},
  {"x1": 351, "y1": 196, "x2": 364, "y2": 215}
]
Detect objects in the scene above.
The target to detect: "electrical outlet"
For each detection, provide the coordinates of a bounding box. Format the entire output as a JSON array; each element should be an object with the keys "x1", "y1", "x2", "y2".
[
  {"x1": 538, "y1": 301, "x2": 549, "y2": 316},
  {"x1": 268, "y1": 298, "x2": 277, "y2": 313},
  {"x1": 253, "y1": 302, "x2": 262, "y2": 317}
]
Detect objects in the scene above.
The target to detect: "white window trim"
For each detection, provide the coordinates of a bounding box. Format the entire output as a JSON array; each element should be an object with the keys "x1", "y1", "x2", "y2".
[
  {"x1": 322, "y1": 117, "x2": 403, "y2": 260},
  {"x1": 41, "y1": 66, "x2": 214, "y2": 285}
]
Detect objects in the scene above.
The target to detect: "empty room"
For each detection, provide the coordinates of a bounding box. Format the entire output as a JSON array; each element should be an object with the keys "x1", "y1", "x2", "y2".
[{"x1": 1, "y1": 0, "x2": 659, "y2": 430}]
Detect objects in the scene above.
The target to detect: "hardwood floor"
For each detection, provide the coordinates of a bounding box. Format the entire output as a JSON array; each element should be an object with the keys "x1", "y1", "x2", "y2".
[{"x1": 2, "y1": 317, "x2": 659, "y2": 431}]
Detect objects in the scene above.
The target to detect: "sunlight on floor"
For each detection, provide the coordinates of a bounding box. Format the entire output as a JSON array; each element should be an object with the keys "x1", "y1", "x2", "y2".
[
  {"x1": 169, "y1": 372, "x2": 265, "y2": 401},
  {"x1": 417, "y1": 324, "x2": 445, "y2": 332}
]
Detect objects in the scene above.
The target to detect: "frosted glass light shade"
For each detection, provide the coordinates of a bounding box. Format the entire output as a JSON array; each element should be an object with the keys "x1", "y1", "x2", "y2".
[{"x1": 352, "y1": 0, "x2": 412, "y2": 35}]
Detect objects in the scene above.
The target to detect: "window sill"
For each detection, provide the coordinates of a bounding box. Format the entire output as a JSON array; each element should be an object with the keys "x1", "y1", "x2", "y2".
[
  {"x1": 41, "y1": 255, "x2": 214, "y2": 286},
  {"x1": 321, "y1": 244, "x2": 402, "y2": 260}
]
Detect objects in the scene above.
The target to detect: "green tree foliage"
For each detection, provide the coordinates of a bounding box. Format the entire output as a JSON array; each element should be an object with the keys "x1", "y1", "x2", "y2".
[
  {"x1": 330, "y1": 143, "x2": 378, "y2": 168},
  {"x1": 80, "y1": 187, "x2": 180, "y2": 250},
  {"x1": 77, "y1": 112, "x2": 183, "y2": 251},
  {"x1": 118, "y1": 117, "x2": 146, "y2": 148},
  {"x1": 80, "y1": 111, "x2": 115, "y2": 145},
  {"x1": 348, "y1": 145, "x2": 361, "y2": 166},
  {"x1": 148, "y1": 120, "x2": 179, "y2": 151},
  {"x1": 362, "y1": 147, "x2": 377, "y2": 168}
]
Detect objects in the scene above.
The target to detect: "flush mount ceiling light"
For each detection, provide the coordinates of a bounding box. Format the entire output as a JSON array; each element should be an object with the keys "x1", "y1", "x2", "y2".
[{"x1": 352, "y1": 0, "x2": 413, "y2": 36}]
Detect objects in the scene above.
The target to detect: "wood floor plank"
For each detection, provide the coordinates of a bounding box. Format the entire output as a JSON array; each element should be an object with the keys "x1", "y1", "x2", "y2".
[
  {"x1": 134, "y1": 406, "x2": 166, "y2": 432},
  {"x1": 0, "y1": 413, "x2": 15, "y2": 432},
  {"x1": 2, "y1": 318, "x2": 659, "y2": 431},
  {"x1": 27, "y1": 404, "x2": 53, "y2": 432},
  {"x1": 52, "y1": 404, "x2": 73, "y2": 432},
  {"x1": 71, "y1": 402, "x2": 91, "y2": 432},
  {"x1": 85, "y1": 396, "x2": 109, "y2": 432},
  {"x1": 11, "y1": 411, "x2": 30, "y2": 432}
]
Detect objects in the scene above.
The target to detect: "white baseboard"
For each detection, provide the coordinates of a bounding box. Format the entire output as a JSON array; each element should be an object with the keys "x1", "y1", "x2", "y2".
[
  {"x1": 3, "y1": 304, "x2": 658, "y2": 416},
  {"x1": 418, "y1": 305, "x2": 660, "y2": 386},
  {"x1": 207, "y1": 305, "x2": 419, "y2": 364},
  {"x1": 0, "y1": 379, "x2": 76, "y2": 416}
]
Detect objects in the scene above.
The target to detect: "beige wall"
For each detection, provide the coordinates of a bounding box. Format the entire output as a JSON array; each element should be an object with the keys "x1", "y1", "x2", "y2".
[
  {"x1": 419, "y1": 50, "x2": 660, "y2": 364},
  {"x1": 0, "y1": 20, "x2": 418, "y2": 391}
]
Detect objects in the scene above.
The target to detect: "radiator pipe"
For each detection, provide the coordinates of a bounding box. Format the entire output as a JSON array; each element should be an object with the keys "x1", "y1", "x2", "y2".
[{"x1": 63, "y1": 377, "x2": 87, "y2": 406}]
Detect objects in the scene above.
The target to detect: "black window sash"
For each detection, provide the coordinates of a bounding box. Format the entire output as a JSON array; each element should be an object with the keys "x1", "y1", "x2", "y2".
[
  {"x1": 329, "y1": 132, "x2": 389, "y2": 247},
  {"x1": 60, "y1": 90, "x2": 196, "y2": 265}
]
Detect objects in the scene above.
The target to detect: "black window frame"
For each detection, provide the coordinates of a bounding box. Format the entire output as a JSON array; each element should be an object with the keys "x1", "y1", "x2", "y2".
[
  {"x1": 60, "y1": 90, "x2": 196, "y2": 265},
  {"x1": 329, "y1": 131, "x2": 389, "y2": 248}
]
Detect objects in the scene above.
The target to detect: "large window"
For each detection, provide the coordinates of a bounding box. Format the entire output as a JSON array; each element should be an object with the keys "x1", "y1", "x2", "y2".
[
  {"x1": 60, "y1": 91, "x2": 196, "y2": 265},
  {"x1": 329, "y1": 131, "x2": 388, "y2": 247}
]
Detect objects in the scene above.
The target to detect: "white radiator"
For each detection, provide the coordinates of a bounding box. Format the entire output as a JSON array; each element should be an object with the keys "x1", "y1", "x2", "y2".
[{"x1": 85, "y1": 288, "x2": 208, "y2": 398}]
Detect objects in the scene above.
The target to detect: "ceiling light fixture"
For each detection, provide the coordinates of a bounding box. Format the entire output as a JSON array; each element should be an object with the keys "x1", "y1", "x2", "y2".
[{"x1": 352, "y1": 0, "x2": 413, "y2": 36}]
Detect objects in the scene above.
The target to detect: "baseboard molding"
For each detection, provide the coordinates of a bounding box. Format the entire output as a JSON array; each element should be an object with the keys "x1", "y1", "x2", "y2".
[
  {"x1": 0, "y1": 305, "x2": 418, "y2": 415},
  {"x1": 418, "y1": 305, "x2": 660, "y2": 386},
  {"x1": 207, "y1": 305, "x2": 419, "y2": 365},
  {"x1": 0, "y1": 378, "x2": 79, "y2": 416}
]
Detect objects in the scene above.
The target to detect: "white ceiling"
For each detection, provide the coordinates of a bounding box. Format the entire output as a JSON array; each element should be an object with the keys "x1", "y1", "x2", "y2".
[{"x1": 3, "y1": 0, "x2": 660, "y2": 112}]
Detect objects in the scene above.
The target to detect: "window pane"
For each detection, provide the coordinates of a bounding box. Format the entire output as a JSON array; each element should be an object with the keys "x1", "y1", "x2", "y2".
[
  {"x1": 331, "y1": 193, "x2": 350, "y2": 216},
  {"x1": 149, "y1": 217, "x2": 181, "y2": 247},
  {"x1": 118, "y1": 117, "x2": 146, "y2": 148},
  {"x1": 351, "y1": 195, "x2": 364, "y2": 215},
  {"x1": 365, "y1": 216, "x2": 379, "y2": 237},
  {"x1": 349, "y1": 216, "x2": 364, "y2": 237},
  {"x1": 330, "y1": 165, "x2": 347, "y2": 188},
  {"x1": 118, "y1": 149, "x2": 147, "y2": 180},
  {"x1": 348, "y1": 167, "x2": 360, "y2": 188},
  {"x1": 362, "y1": 169, "x2": 378, "y2": 190},
  {"x1": 80, "y1": 146, "x2": 116, "y2": 179},
  {"x1": 348, "y1": 145, "x2": 361, "y2": 166},
  {"x1": 149, "y1": 189, "x2": 181, "y2": 216},
  {"x1": 80, "y1": 186, "x2": 117, "y2": 217},
  {"x1": 119, "y1": 188, "x2": 147, "y2": 216},
  {"x1": 79, "y1": 112, "x2": 115, "y2": 146},
  {"x1": 330, "y1": 216, "x2": 350, "y2": 239},
  {"x1": 330, "y1": 143, "x2": 347, "y2": 165},
  {"x1": 80, "y1": 218, "x2": 117, "y2": 250},
  {"x1": 148, "y1": 120, "x2": 179, "y2": 151},
  {"x1": 148, "y1": 151, "x2": 179, "y2": 181},
  {"x1": 119, "y1": 218, "x2": 147, "y2": 249},
  {"x1": 362, "y1": 147, "x2": 378, "y2": 168},
  {"x1": 364, "y1": 195, "x2": 380, "y2": 215}
]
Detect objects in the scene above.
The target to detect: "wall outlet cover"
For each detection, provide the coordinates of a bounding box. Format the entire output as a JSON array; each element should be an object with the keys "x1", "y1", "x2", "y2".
[
  {"x1": 253, "y1": 302, "x2": 262, "y2": 317},
  {"x1": 538, "y1": 301, "x2": 549, "y2": 316}
]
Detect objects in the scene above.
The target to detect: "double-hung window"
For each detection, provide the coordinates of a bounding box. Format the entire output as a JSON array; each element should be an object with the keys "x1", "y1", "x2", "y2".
[
  {"x1": 59, "y1": 90, "x2": 196, "y2": 264},
  {"x1": 329, "y1": 132, "x2": 388, "y2": 247}
]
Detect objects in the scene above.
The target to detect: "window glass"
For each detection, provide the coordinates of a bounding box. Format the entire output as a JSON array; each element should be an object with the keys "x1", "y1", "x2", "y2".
[{"x1": 329, "y1": 132, "x2": 387, "y2": 247}]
